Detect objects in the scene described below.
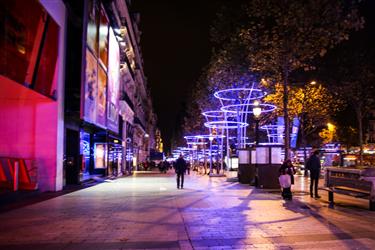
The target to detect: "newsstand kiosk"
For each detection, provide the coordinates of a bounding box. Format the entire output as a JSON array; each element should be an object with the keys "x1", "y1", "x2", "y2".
[{"x1": 238, "y1": 146, "x2": 283, "y2": 188}]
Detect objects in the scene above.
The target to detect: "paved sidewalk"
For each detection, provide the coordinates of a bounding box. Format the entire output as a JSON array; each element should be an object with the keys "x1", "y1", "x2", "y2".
[{"x1": 0, "y1": 171, "x2": 374, "y2": 249}]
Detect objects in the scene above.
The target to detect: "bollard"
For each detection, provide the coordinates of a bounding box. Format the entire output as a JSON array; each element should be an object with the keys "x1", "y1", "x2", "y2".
[{"x1": 13, "y1": 161, "x2": 19, "y2": 191}]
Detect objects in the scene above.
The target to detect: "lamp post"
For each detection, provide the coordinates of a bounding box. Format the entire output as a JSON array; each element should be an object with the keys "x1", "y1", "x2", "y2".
[
  {"x1": 209, "y1": 135, "x2": 214, "y2": 175},
  {"x1": 252, "y1": 101, "x2": 262, "y2": 146},
  {"x1": 144, "y1": 133, "x2": 150, "y2": 164},
  {"x1": 252, "y1": 101, "x2": 262, "y2": 187}
]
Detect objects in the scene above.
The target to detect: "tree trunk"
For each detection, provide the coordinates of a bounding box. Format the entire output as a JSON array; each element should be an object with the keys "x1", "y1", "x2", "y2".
[
  {"x1": 283, "y1": 70, "x2": 290, "y2": 161},
  {"x1": 300, "y1": 115, "x2": 308, "y2": 176},
  {"x1": 357, "y1": 107, "x2": 363, "y2": 166},
  {"x1": 203, "y1": 139, "x2": 207, "y2": 174}
]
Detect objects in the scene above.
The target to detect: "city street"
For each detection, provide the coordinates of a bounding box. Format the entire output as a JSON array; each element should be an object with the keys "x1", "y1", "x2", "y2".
[{"x1": 0, "y1": 171, "x2": 374, "y2": 250}]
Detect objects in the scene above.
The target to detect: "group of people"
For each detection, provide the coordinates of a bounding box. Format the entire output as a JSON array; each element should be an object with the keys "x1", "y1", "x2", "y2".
[
  {"x1": 173, "y1": 151, "x2": 322, "y2": 195},
  {"x1": 279, "y1": 150, "x2": 322, "y2": 200}
]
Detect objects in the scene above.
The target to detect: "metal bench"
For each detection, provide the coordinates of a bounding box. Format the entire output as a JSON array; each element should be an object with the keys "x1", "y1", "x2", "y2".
[{"x1": 323, "y1": 167, "x2": 375, "y2": 211}]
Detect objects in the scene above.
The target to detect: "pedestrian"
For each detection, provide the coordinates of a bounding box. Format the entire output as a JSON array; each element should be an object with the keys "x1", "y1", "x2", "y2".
[
  {"x1": 175, "y1": 154, "x2": 187, "y2": 189},
  {"x1": 306, "y1": 150, "x2": 321, "y2": 198},
  {"x1": 279, "y1": 159, "x2": 296, "y2": 200}
]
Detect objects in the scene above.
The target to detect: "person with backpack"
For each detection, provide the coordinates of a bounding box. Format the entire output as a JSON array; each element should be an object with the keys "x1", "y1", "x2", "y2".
[{"x1": 279, "y1": 159, "x2": 296, "y2": 200}]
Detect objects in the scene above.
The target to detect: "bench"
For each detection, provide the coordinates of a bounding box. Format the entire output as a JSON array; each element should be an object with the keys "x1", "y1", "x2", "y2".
[
  {"x1": 323, "y1": 167, "x2": 375, "y2": 211},
  {"x1": 320, "y1": 186, "x2": 374, "y2": 211}
]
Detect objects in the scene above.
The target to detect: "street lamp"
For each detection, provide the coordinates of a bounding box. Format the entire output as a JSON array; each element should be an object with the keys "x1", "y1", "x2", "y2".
[{"x1": 252, "y1": 101, "x2": 262, "y2": 145}]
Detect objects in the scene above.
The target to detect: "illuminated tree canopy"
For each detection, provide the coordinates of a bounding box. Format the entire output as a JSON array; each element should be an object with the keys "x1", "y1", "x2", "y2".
[{"x1": 210, "y1": 0, "x2": 363, "y2": 158}]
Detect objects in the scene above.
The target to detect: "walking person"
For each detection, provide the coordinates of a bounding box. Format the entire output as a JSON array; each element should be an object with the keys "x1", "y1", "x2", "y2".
[
  {"x1": 306, "y1": 150, "x2": 321, "y2": 198},
  {"x1": 175, "y1": 154, "x2": 187, "y2": 189},
  {"x1": 279, "y1": 159, "x2": 296, "y2": 200}
]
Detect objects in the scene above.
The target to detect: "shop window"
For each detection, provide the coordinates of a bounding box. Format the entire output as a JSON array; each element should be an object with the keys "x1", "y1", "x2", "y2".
[
  {"x1": 33, "y1": 16, "x2": 59, "y2": 97},
  {"x1": 0, "y1": 0, "x2": 58, "y2": 99}
]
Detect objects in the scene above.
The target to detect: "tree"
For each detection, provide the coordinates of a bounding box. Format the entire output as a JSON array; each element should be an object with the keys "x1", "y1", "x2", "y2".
[
  {"x1": 336, "y1": 125, "x2": 358, "y2": 151},
  {"x1": 264, "y1": 82, "x2": 340, "y2": 164},
  {"x1": 329, "y1": 49, "x2": 375, "y2": 165},
  {"x1": 319, "y1": 123, "x2": 337, "y2": 144},
  {"x1": 237, "y1": 0, "x2": 363, "y2": 159},
  {"x1": 182, "y1": 39, "x2": 258, "y2": 141},
  {"x1": 181, "y1": 72, "x2": 213, "y2": 138}
]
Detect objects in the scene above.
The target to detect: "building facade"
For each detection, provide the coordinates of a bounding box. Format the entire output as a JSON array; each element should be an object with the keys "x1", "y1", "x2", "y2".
[{"x1": 0, "y1": 0, "x2": 157, "y2": 191}]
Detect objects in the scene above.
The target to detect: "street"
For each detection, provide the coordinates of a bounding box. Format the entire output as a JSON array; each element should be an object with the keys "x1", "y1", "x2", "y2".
[{"x1": 0, "y1": 171, "x2": 374, "y2": 250}]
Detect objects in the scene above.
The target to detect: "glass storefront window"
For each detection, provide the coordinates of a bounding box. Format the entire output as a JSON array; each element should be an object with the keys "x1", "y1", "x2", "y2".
[{"x1": 0, "y1": 0, "x2": 58, "y2": 99}]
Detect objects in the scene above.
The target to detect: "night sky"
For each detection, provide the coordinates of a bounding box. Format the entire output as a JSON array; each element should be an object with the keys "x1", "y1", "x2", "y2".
[
  {"x1": 132, "y1": 1, "x2": 223, "y2": 152},
  {"x1": 133, "y1": 1, "x2": 375, "y2": 152}
]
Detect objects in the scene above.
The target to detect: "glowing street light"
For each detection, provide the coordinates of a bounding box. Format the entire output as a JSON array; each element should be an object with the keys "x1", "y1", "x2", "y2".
[{"x1": 253, "y1": 106, "x2": 262, "y2": 119}]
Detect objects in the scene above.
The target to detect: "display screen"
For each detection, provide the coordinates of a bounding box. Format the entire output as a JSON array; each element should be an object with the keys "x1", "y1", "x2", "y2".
[{"x1": 107, "y1": 27, "x2": 120, "y2": 133}]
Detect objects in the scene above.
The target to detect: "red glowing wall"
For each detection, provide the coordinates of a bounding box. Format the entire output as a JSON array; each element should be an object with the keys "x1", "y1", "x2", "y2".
[{"x1": 0, "y1": 76, "x2": 58, "y2": 191}]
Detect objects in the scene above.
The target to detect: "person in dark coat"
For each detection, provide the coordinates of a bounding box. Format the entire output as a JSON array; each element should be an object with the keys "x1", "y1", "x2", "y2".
[
  {"x1": 306, "y1": 150, "x2": 321, "y2": 198},
  {"x1": 175, "y1": 154, "x2": 187, "y2": 189},
  {"x1": 279, "y1": 159, "x2": 296, "y2": 200}
]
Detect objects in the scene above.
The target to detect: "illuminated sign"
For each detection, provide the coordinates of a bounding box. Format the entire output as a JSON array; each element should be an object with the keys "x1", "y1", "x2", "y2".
[
  {"x1": 80, "y1": 131, "x2": 91, "y2": 156},
  {"x1": 94, "y1": 143, "x2": 107, "y2": 169}
]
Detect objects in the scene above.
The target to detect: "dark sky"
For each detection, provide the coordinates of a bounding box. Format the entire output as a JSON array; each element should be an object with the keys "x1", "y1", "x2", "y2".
[
  {"x1": 132, "y1": 1, "x2": 375, "y2": 152},
  {"x1": 132, "y1": 1, "x2": 223, "y2": 152}
]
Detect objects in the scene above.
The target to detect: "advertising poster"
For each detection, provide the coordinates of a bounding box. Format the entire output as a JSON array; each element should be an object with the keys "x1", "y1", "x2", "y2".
[
  {"x1": 107, "y1": 27, "x2": 120, "y2": 133},
  {"x1": 94, "y1": 143, "x2": 107, "y2": 169},
  {"x1": 87, "y1": 0, "x2": 99, "y2": 56},
  {"x1": 99, "y1": 7, "x2": 108, "y2": 68},
  {"x1": 84, "y1": 49, "x2": 97, "y2": 124},
  {"x1": 97, "y1": 64, "x2": 107, "y2": 127},
  {"x1": 290, "y1": 117, "x2": 300, "y2": 148}
]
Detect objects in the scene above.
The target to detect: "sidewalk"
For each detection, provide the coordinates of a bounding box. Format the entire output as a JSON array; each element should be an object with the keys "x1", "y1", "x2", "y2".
[{"x1": 0, "y1": 171, "x2": 374, "y2": 249}]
